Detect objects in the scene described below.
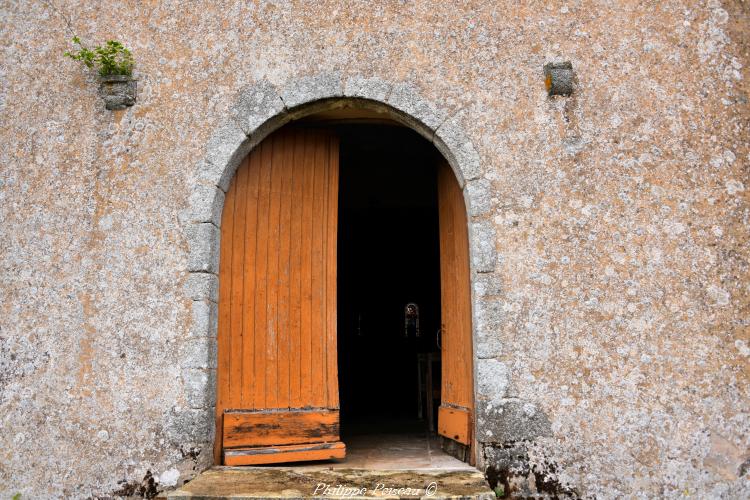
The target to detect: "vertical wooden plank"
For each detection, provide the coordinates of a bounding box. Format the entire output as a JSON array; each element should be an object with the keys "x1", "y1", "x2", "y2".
[
  {"x1": 265, "y1": 132, "x2": 282, "y2": 409},
  {"x1": 241, "y1": 151, "x2": 260, "y2": 408},
  {"x1": 438, "y1": 166, "x2": 452, "y2": 403},
  {"x1": 299, "y1": 130, "x2": 314, "y2": 403},
  {"x1": 326, "y1": 135, "x2": 340, "y2": 408},
  {"x1": 276, "y1": 131, "x2": 293, "y2": 408},
  {"x1": 319, "y1": 132, "x2": 329, "y2": 407},
  {"x1": 454, "y1": 176, "x2": 473, "y2": 410},
  {"x1": 448, "y1": 162, "x2": 471, "y2": 410},
  {"x1": 214, "y1": 171, "x2": 237, "y2": 464},
  {"x1": 446, "y1": 186, "x2": 457, "y2": 405},
  {"x1": 229, "y1": 159, "x2": 249, "y2": 409},
  {"x1": 310, "y1": 132, "x2": 326, "y2": 407},
  {"x1": 253, "y1": 141, "x2": 272, "y2": 408},
  {"x1": 288, "y1": 132, "x2": 305, "y2": 408}
]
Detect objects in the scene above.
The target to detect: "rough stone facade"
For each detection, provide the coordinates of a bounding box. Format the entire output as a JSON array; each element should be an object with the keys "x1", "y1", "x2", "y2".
[{"x1": 1, "y1": 0, "x2": 749, "y2": 498}]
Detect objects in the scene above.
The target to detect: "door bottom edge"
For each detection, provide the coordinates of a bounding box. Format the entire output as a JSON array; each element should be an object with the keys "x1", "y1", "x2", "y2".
[{"x1": 223, "y1": 441, "x2": 346, "y2": 466}]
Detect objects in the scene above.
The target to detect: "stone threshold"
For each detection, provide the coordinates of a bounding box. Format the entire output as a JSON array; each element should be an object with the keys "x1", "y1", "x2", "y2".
[{"x1": 160, "y1": 466, "x2": 495, "y2": 499}]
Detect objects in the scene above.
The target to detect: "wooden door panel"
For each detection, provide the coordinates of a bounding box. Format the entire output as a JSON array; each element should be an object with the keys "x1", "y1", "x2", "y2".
[
  {"x1": 437, "y1": 406, "x2": 471, "y2": 445},
  {"x1": 437, "y1": 161, "x2": 474, "y2": 461},
  {"x1": 224, "y1": 442, "x2": 346, "y2": 466},
  {"x1": 223, "y1": 410, "x2": 340, "y2": 448},
  {"x1": 214, "y1": 128, "x2": 342, "y2": 464}
]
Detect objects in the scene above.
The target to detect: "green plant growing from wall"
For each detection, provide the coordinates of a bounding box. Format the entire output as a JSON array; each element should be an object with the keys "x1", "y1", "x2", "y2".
[
  {"x1": 64, "y1": 36, "x2": 134, "y2": 77},
  {"x1": 63, "y1": 36, "x2": 137, "y2": 110}
]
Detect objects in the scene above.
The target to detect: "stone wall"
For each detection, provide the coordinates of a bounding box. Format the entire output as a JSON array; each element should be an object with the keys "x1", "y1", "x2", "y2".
[{"x1": 1, "y1": 1, "x2": 748, "y2": 498}]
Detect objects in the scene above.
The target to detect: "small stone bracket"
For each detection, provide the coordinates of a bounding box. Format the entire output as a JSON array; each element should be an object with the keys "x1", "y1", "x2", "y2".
[
  {"x1": 544, "y1": 61, "x2": 574, "y2": 96},
  {"x1": 99, "y1": 75, "x2": 137, "y2": 110}
]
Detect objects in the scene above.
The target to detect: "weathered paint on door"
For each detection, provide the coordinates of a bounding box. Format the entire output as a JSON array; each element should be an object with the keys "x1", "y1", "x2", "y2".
[
  {"x1": 214, "y1": 128, "x2": 343, "y2": 465},
  {"x1": 436, "y1": 161, "x2": 475, "y2": 461}
]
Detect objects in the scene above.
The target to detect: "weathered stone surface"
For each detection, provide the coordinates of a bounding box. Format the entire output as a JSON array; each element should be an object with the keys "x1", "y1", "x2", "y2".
[
  {"x1": 474, "y1": 299, "x2": 504, "y2": 359},
  {"x1": 384, "y1": 82, "x2": 449, "y2": 132},
  {"x1": 166, "y1": 407, "x2": 215, "y2": 446},
  {"x1": 278, "y1": 72, "x2": 344, "y2": 109},
  {"x1": 229, "y1": 81, "x2": 286, "y2": 136},
  {"x1": 343, "y1": 74, "x2": 393, "y2": 102},
  {"x1": 183, "y1": 368, "x2": 217, "y2": 408},
  {"x1": 2, "y1": 0, "x2": 749, "y2": 498},
  {"x1": 544, "y1": 61, "x2": 575, "y2": 96},
  {"x1": 195, "y1": 159, "x2": 227, "y2": 193},
  {"x1": 190, "y1": 300, "x2": 218, "y2": 337},
  {"x1": 482, "y1": 441, "x2": 577, "y2": 498},
  {"x1": 98, "y1": 75, "x2": 136, "y2": 110},
  {"x1": 188, "y1": 183, "x2": 225, "y2": 226},
  {"x1": 166, "y1": 468, "x2": 495, "y2": 499},
  {"x1": 204, "y1": 121, "x2": 253, "y2": 192},
  {"x1": 476, "y1": 359, "x2": 509, "y2": 405},
  {"x1": 464, "y1": 178, "x2": 492, "y2": 217},
  {"x1": 181, "y1": 338, "x2": 218, "y2": 370},
  {"x1": 184, "y1": 274, "x2": 219, "y2": 303},
  {"x1": 433, "y1": 111, "x2": 483, "y2": 185},
  {"x1": 477, "y1": 399, "x2": 553, "y2": 444},
  {"x1": 472, "y1": 272, "x2": 502, "y2": 298},
  {"x1": 187, "y1": 223, "x2": 220, "y2": 273},
  {"x1": 469, "y1": 221, "x2": 497, "y2": 273}
]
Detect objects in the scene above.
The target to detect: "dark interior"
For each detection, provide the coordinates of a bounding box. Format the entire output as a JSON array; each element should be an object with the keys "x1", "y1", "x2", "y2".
[{"x1": 334, "y1": 124, "x2": 443, "y2": 435}]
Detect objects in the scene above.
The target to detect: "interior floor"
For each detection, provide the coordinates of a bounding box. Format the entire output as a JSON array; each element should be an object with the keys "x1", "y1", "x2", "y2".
[{"x1": 283, "y1": 419, "x2": 472, "y2": 471}]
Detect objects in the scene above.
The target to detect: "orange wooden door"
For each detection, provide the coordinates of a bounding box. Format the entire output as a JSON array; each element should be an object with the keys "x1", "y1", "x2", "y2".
[
  {"x1": 214, "y1": 127, "x2": 343, "y2": 465},
  {"x1": 436, "y1": 161, "x2": 475, "y2": 462}
]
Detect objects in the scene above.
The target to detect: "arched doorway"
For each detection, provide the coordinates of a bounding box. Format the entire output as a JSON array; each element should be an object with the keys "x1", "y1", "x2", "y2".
[{"x1": 211, "y1": 106, "x2": 475, "y2": 468}]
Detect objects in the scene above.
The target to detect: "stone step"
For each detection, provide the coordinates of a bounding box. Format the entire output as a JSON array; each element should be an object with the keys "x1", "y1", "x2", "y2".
[{"x1": 161, "y1": 466, "x2": 495, "y2": 499}]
